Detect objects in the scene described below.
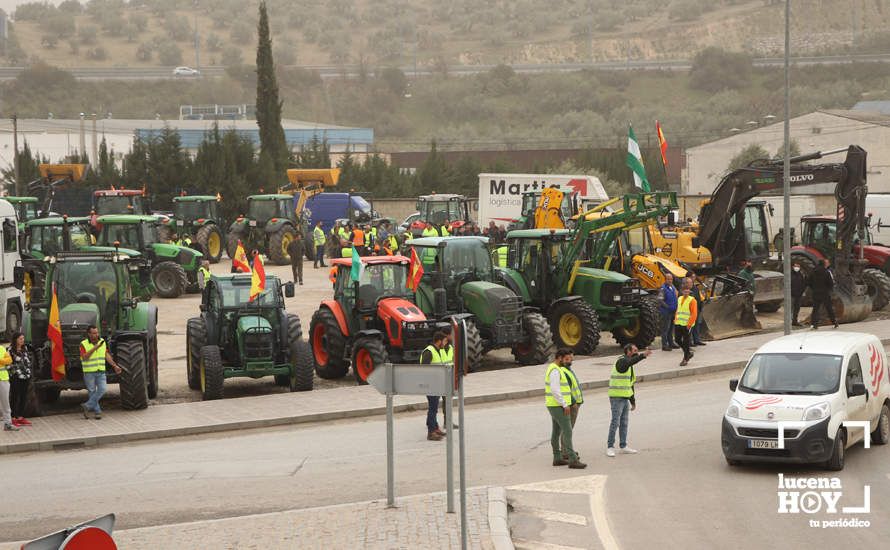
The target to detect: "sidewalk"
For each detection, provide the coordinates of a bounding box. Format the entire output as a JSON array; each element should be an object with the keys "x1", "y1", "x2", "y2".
[{"x1": 3, "y1": 320, "x2": 889, "y2": 455}]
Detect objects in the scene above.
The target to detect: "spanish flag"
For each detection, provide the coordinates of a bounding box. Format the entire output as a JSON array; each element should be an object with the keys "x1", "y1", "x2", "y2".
[
  {"x1": 249, "y1": 252, "x2": 266, "y2": 301},
  {"x1": 48, "y1": 284, "x2": 66, "y2": 381},
  {"x1": 656, "y1": 120, "x2": 669, "y2": 173},
  {"x1": 406, "y1": 247, "x2": 424, "y2": 291},
  {"x1": 233, "y1": 240, "x2": 250, "y2": 273}
]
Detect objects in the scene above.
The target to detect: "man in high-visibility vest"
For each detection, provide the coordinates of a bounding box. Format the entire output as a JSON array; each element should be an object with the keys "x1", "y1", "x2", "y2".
[
  {"x1": 198, "y1": 260, "x2": 211, "y2": 290},
  {"x1": 422, "y1": 222, "x2": 439, "y2": 238},
  {"x1": 420, "y1": 331, "x2": 449, "y2": 441},
  {"x1": 313, "y1": 221, "x2": 327, "y2": 268},
  {"x1": 80, "y1": 324, "x2": 122, "y2": 420},
  {"x1": 546, "y1": 348, "x2": 586, "y2": 469},
  {"x1": 559, "y1": 355, "x2": 584, "y2": 462},
  {"x1": 674, "y1": 278, "x2": 698, "y2": 367},
  {"x1": 350, "y1": 225, "x2": 366, "y2": 256},
  {"x1": 606, "y1": 343, "x2": 650, "y2": 457}
]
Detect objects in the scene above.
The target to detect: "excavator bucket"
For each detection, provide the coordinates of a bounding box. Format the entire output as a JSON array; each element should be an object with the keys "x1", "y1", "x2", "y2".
[
  {"x1": 804, "y1": 286, "x2": 873, "y2": 326},
  {"x1": 700, "y1": 291, "x2": 761, "y2": 340}
]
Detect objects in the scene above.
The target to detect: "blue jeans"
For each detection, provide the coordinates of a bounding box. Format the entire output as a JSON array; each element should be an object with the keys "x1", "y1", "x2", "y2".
[
  {"x1": 660, "y1": 311, "x2": 676, "y2": 348},
  {"x1": 314, "y1": 245, "x2": 326, "y2": 267},
  {"x1": 83, "y1": 371, "x2": 107, "y2": 413},
  {"x1": 691, "y1": 320, "x2": 703, "y2": 345},
  {"x1": 607, "y1": 397, "x2": 630, "y2": 449},
  {"x1": 426, "y1": 396, "x2": 440, "y2": 433}
]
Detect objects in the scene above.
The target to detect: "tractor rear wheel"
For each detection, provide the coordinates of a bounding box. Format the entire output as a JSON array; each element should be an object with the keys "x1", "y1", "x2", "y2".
[
  {"x1": 352, "y1": 337, "x2": 389, "y2": 385},
  {"x1": 464, "y1": 320, "x2": 484, "y2": 372},
  {"x1": 276, "y1": 314, "x2": 304, "y2": 386},
  {"x1": 152, "y1": 261, "x2": 188, "y2": 299},
  {"x1": 200, "y1": 345, "x2": 225, "y2": 400},
  {"x1": 513, "y1": 312, "x2": 556, "y2": 365},
  {"x1": 186, "y1": 317, "x2": 206, "y2": 390},
  {"x1": 289, "y1": 339, "x2": 315, "y2": 392},
  {"x1": 226, "y1": 232, "x2": 241, "y2": 260},
  {"x1": 196, "y1": 224, "x2": 224, "y2": 263},
  {"x1": 118, "y1": 339, "x2": 149, "y2": 410},
  {"x1": 548, "y1": 299, "x2": 600, "y2": 355},
  {"x1": 613, "y1": 297, "x2": 659, "y2": 348},
  {"x1": 269, "y1": 226, "x2": 297, "y2": 265},
  {"x1": 309, "y1": 308, "x2": 349, "y2": 379},
  {"x1": 863, "y1": 268, "x2": 890, "y2": 311},
  {"x1": 146, "y1": 305, "x2": 159, "y2": 399}
]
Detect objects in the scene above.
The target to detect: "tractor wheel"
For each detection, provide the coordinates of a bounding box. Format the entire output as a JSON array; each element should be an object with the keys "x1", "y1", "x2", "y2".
[
  {"x1": 791, "y1": 253, "x2": 817, "y2": 306},
  {"x1": 755, "y1": 301, "x2": 782, "y2": 313},
  {"x1": 186, "y1": 317, "x2": 206, "y2": 390},
  {"x1": 613, "y1": 297, "x2": 660, "y2": 348},
  {"x1": 548, "y1": 300, "x2": 600, "y2": 355},
  {"x1": 269, "y1": 226, "x2": 297, "y2": 265},
  {"x1": 200, "y1": 345, "x2": 225, "y2": 400},
  {"x1": 464, "y1": 319, "x2": 484, "y2": 372},
  {"x1": 309, "y1": 308, "x2": 349, "y2": 379},
  {"x1": 151, "y1": 261, "x2": 188, "y2": 299},
  {"x1": 513, "y1": 312, "x2": 556, "y2": 365},
  {"x1": 38, "y1": 387, "x2": 61, "y2": 403},
  {"x1": 276, "y1": 314, "x2": 305, "y2": 386},
  {"x1": 196, "y1": 224, "x2": 224, "y2": 263},
  {"x1": 118, "y1": 339, "x2": 149, "y2": 410},
  {"x1": 226, "y1": 232, "x2": 241, "y2": 260},
  {"x1": 146, "y1": 306, "x2": 159, "y2": 399},
  {"x1": 863, "y1": 268, "x2": 890, "y2": 311},
  {"x1": 289, "y1": 339, "x2": 315, "y2": 392},
  {"x1": 5, "y1": 301, "x2": 21, "y2": 343},
  {"x1": 352, "y1": 336, "x2": 389, "y2": 385}
]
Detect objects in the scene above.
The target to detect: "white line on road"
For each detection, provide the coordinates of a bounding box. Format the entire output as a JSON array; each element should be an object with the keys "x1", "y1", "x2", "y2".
[
  {"x1": 513, "y1": 539, "x2": 587, "y2": 550},
  {"x1": 514, "y1": 507, "x2": 589, "y2": 526}
]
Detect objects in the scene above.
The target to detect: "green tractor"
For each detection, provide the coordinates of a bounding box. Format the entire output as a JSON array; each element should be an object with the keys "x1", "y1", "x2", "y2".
[
  {"x1": 226, "y1": 194, "x2": 300, "y2": 265},
  {"x1": 23, "y1": 216, "x2": 94, "y2": 261},
  {"x1": 496, "y1": 193, "x2": 672, "y2": 354},
  {"x1": 164, "y1": 195, "x2": 226, "y2": 263},
  {"x1": 93, "y1": 214, "x2": 203, "y2": 299},
  {"x1": 6, "y1": 196, "x2": 40, "y2": 229},
  {"x1": 407, "y1": 236, "x2": 554, "y2": 370},
  {"x1": 186, "y1": 274, "x2": 314, "y2": 399},
  {"x1": 17, "y1": 251, "x2": 159, "y2": 415}
]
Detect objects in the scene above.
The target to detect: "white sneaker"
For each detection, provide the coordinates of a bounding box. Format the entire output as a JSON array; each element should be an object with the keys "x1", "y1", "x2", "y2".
[
  {"x1": 619, "y1": 447, "x2": 639, "y2": 454},
  {"x1": 606, "y1": 447, "x2": 616, "y2": 457}
]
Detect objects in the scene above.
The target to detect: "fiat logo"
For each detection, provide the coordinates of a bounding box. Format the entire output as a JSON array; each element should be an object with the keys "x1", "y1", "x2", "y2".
[{"x1": 767, "y1": 412, "x2": 775, "y2": 419}]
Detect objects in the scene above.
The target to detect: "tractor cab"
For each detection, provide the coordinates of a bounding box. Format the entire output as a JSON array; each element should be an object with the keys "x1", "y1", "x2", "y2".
[
  {"x1": 332, "y1": 256, "x2": 413, "y2": 314},
  {"x1": 6, "y1": 196, "x2": 39, "y2": 225},
  {"x1": 173, "y1": 195, "x2": 219, "y2": 224},
  {"x1": 96, "y1": 215, "x2": 160, "y2": 251},
  {"x1": 93, "y1": 190, "x2": 149, "y2": 216},
  {"x1": 246, "y1": 195, "x2": 295, "y2": 226},
  {"x1": 24, "y1": 217, "x2": 93, "y2": 260},
  {"x1": 505, "y1": 229, "x2": 570, "y2": 303},
  {"x1": 412, "y1": 194, "x2": 471, "y2": 234}
]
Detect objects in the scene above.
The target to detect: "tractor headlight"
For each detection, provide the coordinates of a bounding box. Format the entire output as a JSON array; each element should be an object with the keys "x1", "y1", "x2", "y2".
[
  {"x1": 803, "y1": 402, "x2": 830, "y2": 422},
  {"x1": 726, "y1": 400, "x2": 741, "y2": 419}
]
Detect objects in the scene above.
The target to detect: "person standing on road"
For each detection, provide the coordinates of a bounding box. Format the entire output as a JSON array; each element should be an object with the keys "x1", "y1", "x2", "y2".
[
  {"x1": 8, "y1": 332, "x2": 33, "y2": 427},
  {"x1": 313, "y1": 221, "x2": 327, "y2": 268},
  {"x1": 420, "y1": 331, "x2": 449, "y2": 441},
  {"x1": 687, "y1": 271, "x2": 707, "y2": 347},
  {"x1": 790, "y1": 261, "x2": 807, "y2": 327},
  {"x1": 546, "y1": 348, "x2": 587, "y2": 469},
  {"x1": 286, "y1": 232, "x2": 305, "y2": 286},
  {"x1": 809, "y1": 258, "x2": 838, "y2": 329},
  {"x1": 606, "y1": 344, "x2": 651, "y2": 457},
  {"x1": 674, "y1": 279, "x2": 698, "y2": 366},
  {"x1": 559, "y1": 355, "x2": 584, "y2": 463},
  {"x1": 80, "y1": 325, "x2": 122, "y2": 420},
  {"x1": 657, "y1": 273, "x2": 677, "y2": 351},
  {"x1": 0, "y1": 341, "x2": 17, "y2": 431}
]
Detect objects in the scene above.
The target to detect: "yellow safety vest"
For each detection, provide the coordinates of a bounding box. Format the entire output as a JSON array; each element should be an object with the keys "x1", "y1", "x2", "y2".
[
  {"x1": 81, "y1": 338, "x2": 107, "y2": 373},
  {"x1": 338, "y1": 228, "x2": 349, "y2": 242},
  {"x1": 422, "y1": 344, "x2": 448, "y2": 365},
  {"x1": 404, "y1": 232, "x2": 413, "y2": 241},
  {"x1": 496, "y1": 246, "x2": 507, "y2": 267},
  {"x1": 199, "y1": 267, "x2": 211, "y2": 285},
  {"x1": 564, "y1": 367, "x2": 583, "y2": 405},
  {"x1": 608, "y1": 361, "x2": 635, "y2": 398},
  {"x1": 0, "y1": 347, "x2": 10, "y2": 381},
  {"x1": 422, "y1": 227, "x2": 439, "y2": 237},
  {"x1": 313, "y1": 226, "x2": 326, "y2": 246},
  {"x1": 440, "y1": 225, "x2": 450, "y2": 236},
  {"x1": 544, "y1": 362, "x2": 572, "y2": 407},
  {"x1": 341, "y1": 247, "x2": 352, "y2": 258},
  {"x1": 674, "y1": 296, "x2": 694, "y2": 326}
]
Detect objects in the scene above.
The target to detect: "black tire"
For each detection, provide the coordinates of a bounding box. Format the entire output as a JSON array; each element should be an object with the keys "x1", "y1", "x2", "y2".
[
  {"x1": 269, "y1": 226, "x2": 297, "y2": 265},
  {"x1": 151, "y1": 261, "x2": 188, "y2": 299},
  {"x1": 548, "y1": 299, "x2": 600, "y2": 355},
  {"x1": 613, "y1": 297, "x2": 660, "y2": 348},
  {"x1": 146, "y1": 305, "x2": 159, "y2": 399},
  {"x1": 872, "y1": 403, "x2": 890, "y2": 445},
  {"x1": 289, "y1": 339, "x2": 315, "y2": 391},
  {"x1": 755, "y1": 300, "x2": 782, "y2": 313},
  {"x1": 309, "y1": 307, "x2": 349, "y2": 379},
  {"x1": 513, "y1": 312, "x2": 556, "y2": 365},
  {"x1": 791, "y1": 253, "x2": 817, "y2": 306},
  {"x1": 725, "y1": 458, "x2": 740, "y2": 467},
  {"x1": 186, "y1": 317, "x2": 206, "y2": 390},
  {"x1": 825, "y1": 429, "x2": 845, "y2": 471},
  {"x1": 117, "y1": 339, "x2": 149, "y2": 410},
  {"x1": 5, "y1": 301, "x2": 21, "y2": 343},
  {"x1": 200, "y1": 345, "x2": 225, "y2": 400},
  {"x1": 464, "y1": 320, "x2": 484, "y2": 372},
  {"x1": 276, "y1": 314, "x2": 305, "y2": 386},
  {"x1": 226, "y1": 232, "x2": 241, "y2": 260},
  {"x1": 196, "y1": 224, "x2": 224, "y2": 263},
  {"x1": 863, "y1": 268, "x2": 890, "y2": 311},
  {"x1": 38, "y1": 386, "x2": 61, "y2": 403},
  {"x1": 352, "y1": 336, "x2": 388, "y2": 385}
]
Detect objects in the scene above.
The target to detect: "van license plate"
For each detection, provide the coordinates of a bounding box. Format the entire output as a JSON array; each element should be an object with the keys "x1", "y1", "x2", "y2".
[{"x1": 748, "y1": 439, "x2": 779, "y2": 449}]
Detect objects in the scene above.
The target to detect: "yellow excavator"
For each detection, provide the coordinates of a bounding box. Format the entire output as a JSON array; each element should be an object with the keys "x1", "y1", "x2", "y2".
[{"x1": 280, "y1": 168, "x2": 340, "y2": 211}]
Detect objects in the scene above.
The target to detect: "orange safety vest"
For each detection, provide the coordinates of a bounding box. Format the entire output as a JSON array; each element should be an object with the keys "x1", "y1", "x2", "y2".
[{"x1": 352, "y1": 229, "x2": 365, "y2": 246}]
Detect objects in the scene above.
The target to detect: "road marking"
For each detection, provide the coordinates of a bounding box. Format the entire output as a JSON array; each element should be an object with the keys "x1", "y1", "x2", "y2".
[
  {"x1": 513, "y1": 539, "x2": 587, "y2": 550},
  {"x1": 514, "y1": 507, "x2": 588, "y2": 526}
]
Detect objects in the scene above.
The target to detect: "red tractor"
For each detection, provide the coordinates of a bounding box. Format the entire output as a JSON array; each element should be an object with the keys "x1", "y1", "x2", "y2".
[
  {"x1": 409, "y1": 194, "x2": 473, "y2": 236},
  {"x1": 309, "y1": 255, "x2": 443, "y2": 384},
  {"x1": 791, "y1": 214, "x2": 890, "y2": 310},
  {"x1": 90, "y1": 189, "x2": 168, "y2": 233}
]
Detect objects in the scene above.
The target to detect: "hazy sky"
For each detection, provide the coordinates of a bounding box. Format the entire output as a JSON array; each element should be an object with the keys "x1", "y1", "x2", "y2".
[{"x1": 1, "y1": 1, "x2": 62, "y2": 15}]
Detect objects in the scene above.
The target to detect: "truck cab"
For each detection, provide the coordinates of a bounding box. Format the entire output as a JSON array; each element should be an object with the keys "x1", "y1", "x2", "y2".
[
  {"x1": 722, "y1": 332, "x2": 890, "y2": 470},
  {"x1": 305, "y1": 192, "x2": 376, "y2": 234}
]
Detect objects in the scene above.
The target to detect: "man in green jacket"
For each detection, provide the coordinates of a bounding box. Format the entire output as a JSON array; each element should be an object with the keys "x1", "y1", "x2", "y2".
[{"x1": 546, "y1": 348, "x2": 586, "y2": 469}]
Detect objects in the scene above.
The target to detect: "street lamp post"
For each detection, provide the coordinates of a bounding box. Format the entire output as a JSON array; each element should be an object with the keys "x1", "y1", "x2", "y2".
[{"x1": 782, "y1": 0, "x2": 792, "y2": 335}]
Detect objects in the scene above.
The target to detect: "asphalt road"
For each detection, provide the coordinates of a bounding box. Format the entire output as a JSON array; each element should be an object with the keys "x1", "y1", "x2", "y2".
[
  {"x1": 1, "y1": 53, "x2": 889, "y2": 81},
  {"x1": 3, "y1": 369, "x2": 888, "y2": 547}
]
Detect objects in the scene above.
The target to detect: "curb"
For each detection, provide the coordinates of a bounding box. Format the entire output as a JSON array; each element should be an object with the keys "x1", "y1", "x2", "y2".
[{"x1": 487, "y1": 486, "x2": 514, "y2": 550}]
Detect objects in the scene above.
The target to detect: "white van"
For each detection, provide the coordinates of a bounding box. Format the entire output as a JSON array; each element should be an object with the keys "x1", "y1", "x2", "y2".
[{"x1": 722, "y1": 332, "x2": 890, "y2": 470}]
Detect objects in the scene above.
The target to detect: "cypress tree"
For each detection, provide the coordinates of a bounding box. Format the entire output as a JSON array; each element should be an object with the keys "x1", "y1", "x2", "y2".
[{"x1": 255, "y1": 0, "x2": 288, "y2": 185}]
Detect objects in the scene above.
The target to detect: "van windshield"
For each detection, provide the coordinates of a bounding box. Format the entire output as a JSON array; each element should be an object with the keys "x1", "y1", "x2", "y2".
[{"x1": 739, "y1": 353, "x2": 842, "y2": 395}]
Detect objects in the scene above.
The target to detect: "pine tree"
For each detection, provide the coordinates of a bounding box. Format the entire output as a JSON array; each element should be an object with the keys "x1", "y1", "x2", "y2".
[{"x1": 255, "y1": 0, "x2": 288, "y2": 187}]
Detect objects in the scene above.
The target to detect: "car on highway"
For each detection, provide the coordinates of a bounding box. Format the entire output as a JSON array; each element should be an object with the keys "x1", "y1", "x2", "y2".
[
  {"x1": 722, "y1": 332, "x2": 890, "y2": 470},
  {"x1": 172, "y1": 66, "x2": 201, "y2": 76}
]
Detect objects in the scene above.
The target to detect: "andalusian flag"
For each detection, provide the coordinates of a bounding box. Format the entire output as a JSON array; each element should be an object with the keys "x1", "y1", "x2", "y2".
[
  {"x1": 407, "y1": 247, "x2": 424, "y2": 291},
  {"x1": 626, "y1": 124, "x2": 650, "y2": 192},
  {"x1": 350, "y1": 247, "x2": 365, "y2": 282},
  {"x1": 656, "y1": 120, "x2": 669, "y2": 173},
  {"x1": 232, "y1": 240, "x2": 250, "y2": 273},
  {"x1": 48, "y1": 284, "x2": 65, "y2": 381},
  {"x1": 249, "y1": 252, "x2": 266, "y2": 301}
]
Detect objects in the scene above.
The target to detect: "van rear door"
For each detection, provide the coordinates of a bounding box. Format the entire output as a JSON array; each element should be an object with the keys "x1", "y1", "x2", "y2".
[{"x1": 844, "y1": 352, "x2": 869, "y2": 443}]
